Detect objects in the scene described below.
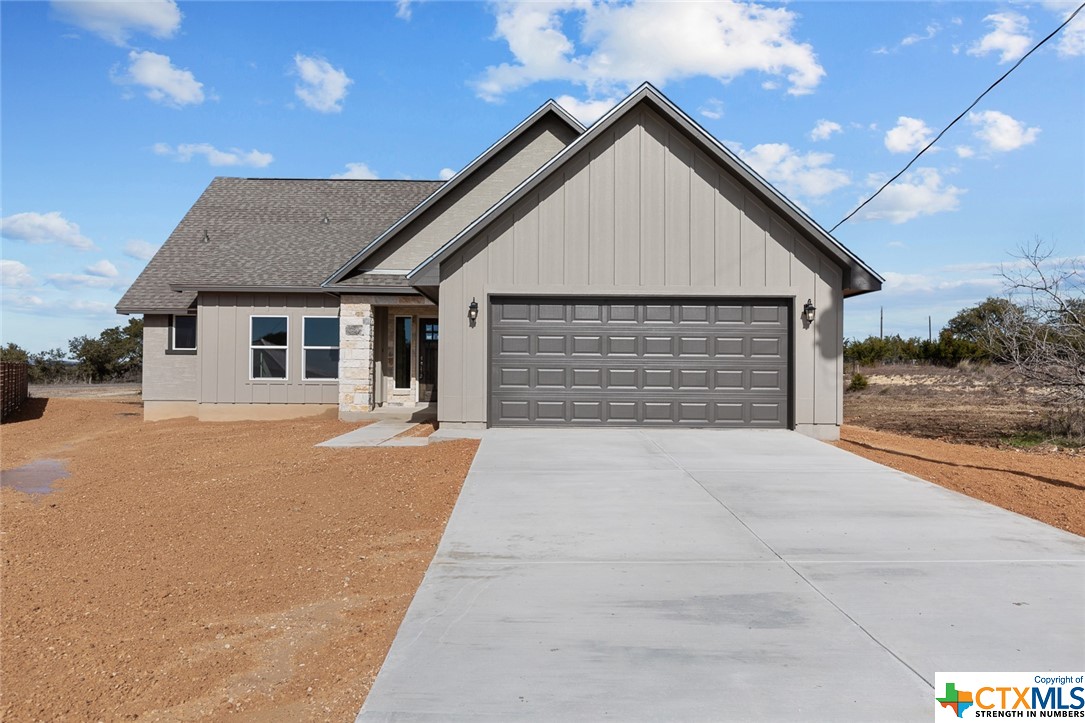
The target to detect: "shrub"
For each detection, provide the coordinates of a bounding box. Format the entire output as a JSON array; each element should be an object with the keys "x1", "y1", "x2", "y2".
[{"x1": 847, "y1": 372, "x2": 869, "y2": 392}]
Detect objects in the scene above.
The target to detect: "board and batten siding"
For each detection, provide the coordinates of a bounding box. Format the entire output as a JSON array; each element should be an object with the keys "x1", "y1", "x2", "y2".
[
  {"x1": 197, "y1": 293, "x2": 339, "y2": 404},
  {"x1": 438, "y1": 106, "x2": 844, "y2": 431},
  {"x1": 366, "y1": 114, "x2": 580, "y2": 272},
  {"x1": 142, "y1": 314, "x2": 197, "y2": 401}
]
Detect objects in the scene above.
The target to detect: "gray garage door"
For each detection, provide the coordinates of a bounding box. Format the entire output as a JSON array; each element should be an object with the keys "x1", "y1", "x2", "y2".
[{"x1": 490, "y1": 298, "x2": 790, "y2": 427}]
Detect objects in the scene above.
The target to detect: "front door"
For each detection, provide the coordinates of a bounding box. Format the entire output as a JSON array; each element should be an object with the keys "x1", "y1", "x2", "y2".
[{"x1": 418, "y1": 318, "x2": 438, "y2": 403}]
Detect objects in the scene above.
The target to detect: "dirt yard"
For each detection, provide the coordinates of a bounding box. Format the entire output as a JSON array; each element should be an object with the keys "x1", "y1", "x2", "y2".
[
  {"x1": 2, "y1": 377, "x2": 1081, "y2": 721},
  {"x1": 843, "y1": 363, "x2": 1076, "y2": 447},
  {"x1": 836, "y1": 426, "x2": 1084, "y2": 537},
  {"x1": 1, "y1": 397, "x2": 477, "y2": 722},
  {"x1": 840, "y1": 364, "x2": 1083, "y2": 537}
]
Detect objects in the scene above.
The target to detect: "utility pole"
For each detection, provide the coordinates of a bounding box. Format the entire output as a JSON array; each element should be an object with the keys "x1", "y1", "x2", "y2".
[
  {"x1": 880, "y1": 307, "x2": 884, "y2": 339},
  {"x1": 928, "y1": 316, "x2": 932, "y2": 342}
]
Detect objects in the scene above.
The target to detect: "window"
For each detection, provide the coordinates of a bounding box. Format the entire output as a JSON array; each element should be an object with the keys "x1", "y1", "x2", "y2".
[
  {"x1": 251, "y1": 316, "x2": 288, "y2": 379},
  {"x1": 303, "y1": 317, "x2": 339, "y2": 380},
  {"x1": 171, "y1": 315, "x2": 197, "y2": 351},
  {"x1": 394, "y1": 316, "x2": 412, "y2": 388}
]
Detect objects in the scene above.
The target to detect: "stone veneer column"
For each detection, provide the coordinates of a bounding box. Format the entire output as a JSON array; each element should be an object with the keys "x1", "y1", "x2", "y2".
[{"x1": 339, "y1": 296, "x2": 374, "y2": 421}]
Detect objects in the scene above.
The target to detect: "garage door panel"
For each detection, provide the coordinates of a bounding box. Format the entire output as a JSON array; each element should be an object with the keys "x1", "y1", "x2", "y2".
[
  {"x1": 572, "y1": 336, "x2": 604, "y2": 355},
  {"x1": 491, "y1": 298, "x2": 789, "y2": 427},
  {"x1": 535, "y1": 368, "x2": 566, "y2": 388},
  {"x1": 571, "y1": 368, "x2": 603, "y2": 388},
  {"x1": 751, "y1": 305, "x2": 785, "y2": 324},
  {"x1": 536, "y1": 335, "x2": 567, "y2": 355}
]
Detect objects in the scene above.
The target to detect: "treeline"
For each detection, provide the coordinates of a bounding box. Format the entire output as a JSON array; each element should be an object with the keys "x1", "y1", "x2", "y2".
[
  {"x1": 1, "y1": 318, "x2": 143, "y2": 384},
  {"x1": 845, "y1": 298, "x2": 1017, "y2": 368}
]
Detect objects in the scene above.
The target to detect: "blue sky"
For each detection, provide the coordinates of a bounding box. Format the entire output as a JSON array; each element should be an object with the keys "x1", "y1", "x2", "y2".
[{"x1": 2, "y1": 0, "x2": 1082, "y2": 352}]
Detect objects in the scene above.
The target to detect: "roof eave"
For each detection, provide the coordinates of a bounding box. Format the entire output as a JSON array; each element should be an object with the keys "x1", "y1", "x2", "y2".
[{"x1": 322, "y1": 100, "x2": 587, "y2": 287}]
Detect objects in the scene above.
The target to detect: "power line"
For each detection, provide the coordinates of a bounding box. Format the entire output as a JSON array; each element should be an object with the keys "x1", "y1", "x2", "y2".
[{"x1": 830, "y1": 2, "x2": 1085, "y2": 233}]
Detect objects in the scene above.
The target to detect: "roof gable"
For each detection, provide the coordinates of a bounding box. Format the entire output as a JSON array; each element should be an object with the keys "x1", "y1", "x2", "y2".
[
  {"x1": 323, "y1": 100, "x2": 585, "y2": 286},
  {"x1": 408, "y1": 84, "x2": 882, "y2": 297}
]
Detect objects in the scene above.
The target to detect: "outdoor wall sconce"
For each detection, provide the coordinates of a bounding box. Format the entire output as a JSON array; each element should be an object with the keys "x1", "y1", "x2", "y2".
[
  {"x1": 468, "y1": 298, "x2": 479, "y2": 326},
  {"x1": 803, "y1": 299, "x2": 816, "y2": 323}
]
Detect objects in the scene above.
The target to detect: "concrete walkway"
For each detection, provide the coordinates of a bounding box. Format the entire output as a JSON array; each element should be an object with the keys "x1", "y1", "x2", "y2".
[
  {"x1": 358, "y1": 428, "x2": 1085, "y2": 721},
  {"x1": 317, "y1": 405, "x2": 437, "y2": 448}
]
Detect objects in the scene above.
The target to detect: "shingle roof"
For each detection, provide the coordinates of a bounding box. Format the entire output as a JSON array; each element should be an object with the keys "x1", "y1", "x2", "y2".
[
  {"x1": 116, "y1": 177, "x2": 443, "y2": 313},
  {"x1": 330, "y1": 272, "x2": 411, "y2": 288}
]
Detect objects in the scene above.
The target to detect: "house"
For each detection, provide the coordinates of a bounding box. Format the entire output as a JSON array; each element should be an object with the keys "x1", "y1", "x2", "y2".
[{"x1": 117, "y1": 84, "x2": 882, "y2": 440}]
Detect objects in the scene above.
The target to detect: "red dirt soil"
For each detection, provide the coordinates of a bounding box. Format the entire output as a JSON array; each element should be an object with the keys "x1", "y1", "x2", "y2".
[
  {"x1": 835, "y1": 425, "x2": 1084, "y2": 538},
  {"x1": 1, "y1": 397, "x2": 477, "y2": 722}
]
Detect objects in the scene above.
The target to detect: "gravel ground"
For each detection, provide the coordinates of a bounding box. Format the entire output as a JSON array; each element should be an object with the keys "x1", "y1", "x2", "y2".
[{"x1": 1, "y1": 397, "x2": 477, "y2": 722}]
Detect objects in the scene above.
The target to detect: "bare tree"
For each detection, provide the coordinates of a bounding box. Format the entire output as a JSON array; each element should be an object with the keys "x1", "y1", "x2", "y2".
[{"x1": 983, "y1": 239, "x2": 1084, "y2": 409}]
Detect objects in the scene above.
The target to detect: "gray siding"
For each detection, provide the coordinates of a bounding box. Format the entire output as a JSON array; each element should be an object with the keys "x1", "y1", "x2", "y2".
[
  {"x1": 438, "y1": 107, "x2": 843, "y2": 428},
  {"x1": 197, "y1": 293, "x2": 339, "y2": 404},
  {"x1": 367, "y1": 115, "x2": 580, "y2": 272},
  {"x1": 142, "y1": 314, "x2": 198, "y2": 401}
]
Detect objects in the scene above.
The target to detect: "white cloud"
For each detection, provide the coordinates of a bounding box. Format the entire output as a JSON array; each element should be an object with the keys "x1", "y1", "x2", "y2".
[
  {"x1": 955, "y1": 145, "x2": 975, "y2": 158},
  {"x1": 968, "y1": 12, "x2": 1032, "y2": 64},
  {"x1": 293, "y1": 54, "x2": 353, "y2": 113},
  {"x1": 1, "y1": 211, "x2": 96, "y2": 250},
  {"x1": 886, "y1": 241, "x2": 907, "y2": 249},
  {"x1": 1056, "y1": 13, "x2": 1085, "y2": 56},
  {"x1": 901, "y1": 23, "x2": 941, "y2": 47},
  {"x1": 85, "y1": 259, "x2": 119, "y2": 278},
  {"x1": 1, "y1": 260, "x2": 36, "y2": 288},
  {"x1": 52, "y1": 0, "x2": 181, "y2": 45},
  {"x1": 809, "y1": 119, "x2": 842, "y2": 141},
  {"x1": 45, "y1": 273, "x2": 127, "y2": 291},
  {"x1": 395, "y1": 0, "x2": 414, "y2": 20},
  {"x1": 2, "y1": 291, "x2": 116, "y2": 317},
  {"x1": 475, "y1": 1, "x2": 825, "y2": 102},
  {"x1": 884, "y1": 116, "x2": 933, "y2": 153},
  {"x1": 154, "y1": 142, "x2": 273, "y2": 168},
  {"x1": 734, "y1": 143, "x2": 850, "y2": 200},
  {"x1": 968, "y1": 110, "x2": 1040, "y2": 152},
  {"x1": 555, "y1": 94, "x2": 617, "y2": 125},
  {"x1": 331, "y1": 162, "x2": 378, "y2": 180},
  {"x1": 880, "y1": 270, "x2": 1002, "y2": 295},
  {"x1": 857, "y1": 168, "x2": 964, "y2": 224},
  {"x1": 123, "y1": 239, "x2": 158, "y2": 261},
  {"x1": 118, "y1": 50, "x2": 204, "y2": 107},
  {"x1": 699, "y1": 98, "x2": 725, "y2": 120},
  {"x1": 438, "y1": 167, "x2": 456, "y2": 181}
]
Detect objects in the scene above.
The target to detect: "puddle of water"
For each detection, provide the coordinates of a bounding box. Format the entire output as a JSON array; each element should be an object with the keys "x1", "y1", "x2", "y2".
[{"x1": 0, "y1": 459, "x2": 70, "y2": 495}]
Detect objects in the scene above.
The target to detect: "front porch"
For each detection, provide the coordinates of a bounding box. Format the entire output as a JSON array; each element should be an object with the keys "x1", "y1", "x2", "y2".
[{"x1": 338, "y1": 294, "x2": 438, "y2": 422}]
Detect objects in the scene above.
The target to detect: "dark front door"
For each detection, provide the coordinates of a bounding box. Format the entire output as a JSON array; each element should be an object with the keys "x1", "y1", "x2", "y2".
[{"x1": 419, "y1": 318, "x2": 438, "y2": 403}]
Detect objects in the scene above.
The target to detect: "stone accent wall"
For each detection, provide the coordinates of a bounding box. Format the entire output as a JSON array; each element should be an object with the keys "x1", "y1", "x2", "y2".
[{"x1": 339, "y1": 296, "x2": 375, "y2": 419}]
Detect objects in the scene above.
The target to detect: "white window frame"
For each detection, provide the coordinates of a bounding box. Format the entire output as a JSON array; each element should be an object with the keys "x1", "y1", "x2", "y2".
[
  {"x1": 302, "y1": 315, "x2": 340, "y2": 381},
  {"x1": 250, "y1": 315, "x2": 289, "y2": 381},
  {"x1": 170, "y1": 314, "x2": 197, "y2": 351},
  {"x1": 393, "y1": 315, "x2": 413, "y2": 390}
]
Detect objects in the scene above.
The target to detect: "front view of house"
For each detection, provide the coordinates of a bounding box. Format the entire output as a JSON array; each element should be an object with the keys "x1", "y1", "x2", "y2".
[{"x1": 117, "y1": 84, "x2": 882, "y2": 440}]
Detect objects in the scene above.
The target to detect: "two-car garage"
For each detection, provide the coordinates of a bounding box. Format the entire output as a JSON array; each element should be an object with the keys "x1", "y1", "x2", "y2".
[
  {"x1": 422, "y1": 87, "x2": 881, "y2": 440},
  {"x1": 489, "y1": 298, "x2": 790, "y2": 427}
]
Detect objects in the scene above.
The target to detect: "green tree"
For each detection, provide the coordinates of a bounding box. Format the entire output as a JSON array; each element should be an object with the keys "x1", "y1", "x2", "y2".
[
  {"x1": 945, "y1": 297, "x2": 1019, "y2": 345},
  {"x1": 27, "y1": 348, "x2": 71, "y2": 384},
  {"x1": 68, "y1": 318, "x2": 143, "y2": 382},
  {"x1": 1, "y1": 343, "x2": 29, "y2": 363}
]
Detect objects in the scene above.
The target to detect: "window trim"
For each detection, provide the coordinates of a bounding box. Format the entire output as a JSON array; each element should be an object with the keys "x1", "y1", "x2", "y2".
[
  {"x1": 168, "y1": 314, "x2": 197, "y2": 355},
  {"x1": 302, "y1": 315, "x2": 340, "y2": 381},
  {"x1": 393, "y1": 315, "x2": 413, "y2": 390},
  {"x1": 249, "y1": 315, "x2": 289, "y2": 381}
]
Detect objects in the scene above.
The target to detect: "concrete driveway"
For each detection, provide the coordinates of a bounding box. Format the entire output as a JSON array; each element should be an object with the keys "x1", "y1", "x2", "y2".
[{"x1": 358, "y1": 429, "x2": 1085, "y2": 721}]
